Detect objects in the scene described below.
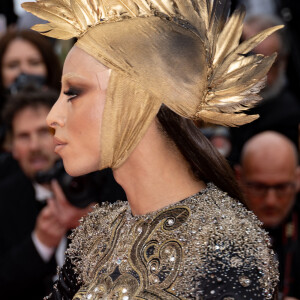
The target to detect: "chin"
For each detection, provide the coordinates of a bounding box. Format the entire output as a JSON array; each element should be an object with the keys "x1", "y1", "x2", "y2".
[{"x1": 62, "y1": 159, "x2": 99, "y2": 177}]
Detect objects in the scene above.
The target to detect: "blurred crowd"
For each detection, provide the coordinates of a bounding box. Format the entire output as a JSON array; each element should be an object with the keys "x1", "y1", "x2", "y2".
[
  {"x1": 0, "y1": 1, "x2": 299, "y2": 300},
  {"x1": 0, "y1": 2, "x2": 126, "y2": 299}
]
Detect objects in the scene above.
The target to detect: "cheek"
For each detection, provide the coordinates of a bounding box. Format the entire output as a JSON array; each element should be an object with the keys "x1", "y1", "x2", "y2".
[
  {"x1": 12, "y1": 143, "x2": 26, "y2": 160},
  {"x1": 246, "y1": 195, "x2": 262, "y2": 209},
  {"x1": 2, "y1": 68, "x2": 18, "y2": 88},
  {"x1": 34, "y1": 63, "x2": 47, "y2": 76}
]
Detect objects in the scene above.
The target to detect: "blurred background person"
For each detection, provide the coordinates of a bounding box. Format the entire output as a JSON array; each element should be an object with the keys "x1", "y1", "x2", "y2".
[
  {"x1": 231, "y1": 0, "x2": 300, "y2": 100},
  {"x1": 229, "y1": 14, "x2": 300, "y2": 165},
  {"x1": 235, "y1": 131, "x2": 300, "y2": 299},
  {"x1": 201, "y1": 126, "x2": 232, "y2": 158},
  {"x1": 0, "y1": 87, "x2": 126, "y2": 300},
  {"x1": 0, "y1": 29, "x2": 62, "y2": 151},
  {"x1": 0, "y1": 29, "x2": 61, "y2": 96}
]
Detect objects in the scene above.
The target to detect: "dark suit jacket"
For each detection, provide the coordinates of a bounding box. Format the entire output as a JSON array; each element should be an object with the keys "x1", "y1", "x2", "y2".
[{"x1": 0, "y1": 156, "x2": 57, "y2": 300}]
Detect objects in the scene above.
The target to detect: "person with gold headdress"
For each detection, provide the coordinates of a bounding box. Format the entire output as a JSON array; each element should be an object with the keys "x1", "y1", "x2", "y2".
[{"x1": 22, "y1": 0, "x2": 281, "y2": 299}]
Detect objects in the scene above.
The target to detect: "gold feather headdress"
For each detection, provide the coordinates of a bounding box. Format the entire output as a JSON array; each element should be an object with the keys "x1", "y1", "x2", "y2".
[{"x1": 22, "y1": 0, "x2": 282, "y2": 169}]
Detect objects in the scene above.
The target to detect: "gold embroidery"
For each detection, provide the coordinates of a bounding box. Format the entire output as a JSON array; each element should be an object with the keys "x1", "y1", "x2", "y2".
[{"x1": 67, "y1": 183, "x2": 278, "y2": 299}]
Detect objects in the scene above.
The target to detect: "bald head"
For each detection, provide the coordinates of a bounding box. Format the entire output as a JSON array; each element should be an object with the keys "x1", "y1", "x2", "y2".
[
  {"x1": 238, "y1": 131, "x2": 299, "y2": 228},
  {"x1": 241, "y1": 131, "x2": 298, "y2": 171}
]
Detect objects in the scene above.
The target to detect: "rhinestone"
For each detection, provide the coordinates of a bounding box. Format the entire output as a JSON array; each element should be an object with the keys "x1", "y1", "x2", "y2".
[
  {"x1": 137, "y1": 227, "x2": 142, "y2": 233},
  {"x1": 210, "y1": 290, "x2": 215, "y2": 295},
  {"x1": 167, "y1": 218, "x2": 175, "y2": 226},
  {"x1": 217, "y1": 277, "x2": 222, "y2": 282},
  {"x1": 94, "y1": 287, "x2": 99, "y2": 292},
  {"x1": 117, "y1": 258, "x2": 122, "y2": 265},
  {"x1": 87, "y1": 294, "x2": 92, "y2": 300},
  {"x1": 122, "y1": 288, "x2": 128, "y2": 293},
  {"x1": 123, "y1": 297, "x2": 129, "y2": 300},
  {"x1": 170, "y1": 256, "x2": 175, "y2": 262},
  {"x1": 239, "y1": 275, "x2": 251, "y2": 287}
]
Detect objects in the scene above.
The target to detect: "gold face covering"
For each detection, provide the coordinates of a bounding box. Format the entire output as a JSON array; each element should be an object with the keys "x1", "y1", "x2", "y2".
[{"x1": 22, "y1": 0, "x2": 283, "y2": 169}]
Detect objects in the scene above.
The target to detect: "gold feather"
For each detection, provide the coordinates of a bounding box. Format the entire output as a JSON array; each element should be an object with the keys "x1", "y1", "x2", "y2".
[
  {"x1": 207, "y1": 0, "x2": 231, "y2": 57},
  {"x1": 116, "y1": 0, "x2": 139, "y2": 17},
  {"x1": 213, "y1": 5, "x2": 245, "y2": 66},
  {"x1": 150, "y1": 0, "x2": 175, "y2": 15},
  {"x1": 132, "y1": 0, "x2": 151, "y2": 14},
  {"x1": 32, "y1": 22, "x2": 78, "y2": 35},
  {"x1": 213, "y1": 25, "x2": 283, "y2": 80},
  {"x1": 212, "y1": 54, "x2": 276, "y2": 97},
  {"x1": 76, "y1": 0, "x2": 98, "y2": 24},
  {"x1": 196, "y1": 110, "x2": 259, "y2": 127},
  {"x1": 33, "y1": 24, "x2": 78, "y2": 39},
  {"x1": 70, "y1": 0, "x2": 88, "y2": 29},
  {"x1": 173, "y1": 0, "x2": 206, "y2": 40},
  {"x1": 22, "y1": 0, "x2": 284, "y2": 127},
  {"x1": 21, "y1": 2, "x2": 80, "y2": 29},
  {"x1": 212, "y1": 55, "x2": 265, "y2": 86}
]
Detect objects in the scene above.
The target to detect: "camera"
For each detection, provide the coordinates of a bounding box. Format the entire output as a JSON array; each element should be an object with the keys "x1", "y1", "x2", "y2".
[
  {"x1": 35, "y1": 160, "x2": 102, "y2": 208},
  {"x1": 9, "y1": 73, "x2": 46, "y2": 95}
]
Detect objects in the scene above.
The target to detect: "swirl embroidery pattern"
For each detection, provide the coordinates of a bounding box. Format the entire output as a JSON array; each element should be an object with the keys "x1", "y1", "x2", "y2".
[{"x1": 67, "y1": 183, "x2": 278, "y2": 300}]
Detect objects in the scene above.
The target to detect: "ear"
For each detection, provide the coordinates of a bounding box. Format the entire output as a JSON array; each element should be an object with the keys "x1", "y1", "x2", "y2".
[
  {"x1": 295, "y1": 166, "x2": 300, "y2": 192},
  {"x1": 234, "y1": 164, "x2": 243, "y2": 183}
]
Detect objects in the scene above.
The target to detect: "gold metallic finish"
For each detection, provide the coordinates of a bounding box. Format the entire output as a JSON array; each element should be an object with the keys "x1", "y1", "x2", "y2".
[{"x1": 22, "y1": 0, "x2": 283, "y2": 169}]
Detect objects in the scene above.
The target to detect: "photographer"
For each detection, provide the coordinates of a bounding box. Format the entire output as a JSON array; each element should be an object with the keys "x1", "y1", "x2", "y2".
[{"x1": 0, "y1": 87, "x2": 95, "y2": 300}]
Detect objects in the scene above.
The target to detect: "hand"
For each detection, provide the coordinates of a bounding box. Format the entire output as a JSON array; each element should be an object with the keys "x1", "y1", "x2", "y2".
[
  {"x1": 34, "y1": 197, "x2": 67, "y2": 248},
  {"x1": 50, "y1": 179, "x2": 95, "y2": 229}
]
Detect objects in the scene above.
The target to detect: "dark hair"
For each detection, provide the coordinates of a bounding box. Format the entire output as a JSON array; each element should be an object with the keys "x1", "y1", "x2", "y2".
[
  {"x1": 2, "y1": 86, "x2": 58, "y2": 133},
  {"x1": 0, "y1": 29, "x2": 62, "y2": 93},
  {"x1": 157, "y1": 105, "x2": 245, "y2": 203}
]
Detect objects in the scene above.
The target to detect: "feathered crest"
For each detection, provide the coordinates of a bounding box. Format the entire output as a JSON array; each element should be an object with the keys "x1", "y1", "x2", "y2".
[{"x1": 22, "y1": 0, "x2": 283, "y2": 126}]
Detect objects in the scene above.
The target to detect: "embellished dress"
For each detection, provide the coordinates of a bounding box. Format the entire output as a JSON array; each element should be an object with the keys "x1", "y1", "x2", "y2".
[{"x1": 49, "y1": 183, "x2": 279, "y2": 300}]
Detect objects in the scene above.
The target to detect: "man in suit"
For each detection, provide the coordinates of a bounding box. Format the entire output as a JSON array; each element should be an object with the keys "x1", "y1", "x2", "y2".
[
  {"x1": 0, "y1": 88, "x2": 94, "y2": 299},
  {"x1": 235, "y1": 131, "x2": 300, "y2": 299}
]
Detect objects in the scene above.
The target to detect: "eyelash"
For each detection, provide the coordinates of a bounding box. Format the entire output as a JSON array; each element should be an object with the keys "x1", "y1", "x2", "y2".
[{"x1": 64, "y1": 87, "x2": 81, "y2": 101}]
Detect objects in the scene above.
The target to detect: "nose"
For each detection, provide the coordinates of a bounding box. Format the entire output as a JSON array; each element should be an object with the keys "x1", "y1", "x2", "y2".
[
  {"x1": 29, "y1": 134, "x2": 41, "y2": 151},
  {"x1": 264, "y1": 188, "x2": 278, "y2": 206},
  {"x1": 46, "y1": 96, "x2": 65, "y2": 129},
  {"x1": 20, "y1": 61, "x2": 35, "y2": 75}
]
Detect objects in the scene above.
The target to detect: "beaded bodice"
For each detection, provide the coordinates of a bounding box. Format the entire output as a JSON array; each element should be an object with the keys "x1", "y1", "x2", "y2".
[{"x1": 66, "y1": 183, "x2": 278, "y2": 299}]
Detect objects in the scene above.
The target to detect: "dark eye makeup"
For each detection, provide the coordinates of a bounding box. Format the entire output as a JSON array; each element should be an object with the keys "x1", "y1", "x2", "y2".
[{"x1": 63, "y1": 87, "x2": 82, "y2": 101}]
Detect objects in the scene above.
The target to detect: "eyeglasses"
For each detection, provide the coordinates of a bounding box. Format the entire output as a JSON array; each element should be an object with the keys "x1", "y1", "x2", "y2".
[{"x1": 244, "y1": 182, "x2": 296, "y2": 198}]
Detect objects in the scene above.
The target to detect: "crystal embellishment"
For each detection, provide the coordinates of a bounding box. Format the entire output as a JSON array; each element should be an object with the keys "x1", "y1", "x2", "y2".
[{"x1": 239, "y1": 275, "x2": 251, "y2": 287}]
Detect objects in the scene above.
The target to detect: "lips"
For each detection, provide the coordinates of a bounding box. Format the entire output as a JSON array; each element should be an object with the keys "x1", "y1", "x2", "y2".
[
  {"x1": 29, "y1": 155, "x2": 49, "y2": 169},
  {"x1": 53, "y1": 136, "x2": 67, "y2": 153}
]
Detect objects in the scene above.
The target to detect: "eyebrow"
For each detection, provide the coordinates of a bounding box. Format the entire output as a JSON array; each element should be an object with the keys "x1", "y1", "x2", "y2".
[{"x1": 61, "y1": 73, "x2": 86, "y2": 84}]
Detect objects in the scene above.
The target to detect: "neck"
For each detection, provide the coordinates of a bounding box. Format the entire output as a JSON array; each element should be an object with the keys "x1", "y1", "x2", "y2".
[{"x1": 113, "y1": 120, "x2": 205, "y2": 216}]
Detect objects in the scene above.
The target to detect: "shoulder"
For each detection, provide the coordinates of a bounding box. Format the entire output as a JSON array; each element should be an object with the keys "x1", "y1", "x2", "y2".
[
  {"x1": 66, "y1": 201, "x2": 128, "y2": 279},
  {"x1": 190, "y1": 184, "x2": 279, "y2": 298}
]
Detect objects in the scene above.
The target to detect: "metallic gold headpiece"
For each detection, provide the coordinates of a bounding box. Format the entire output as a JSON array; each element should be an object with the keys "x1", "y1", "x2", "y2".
[{"x1": 22, "y1": 0, "x2": 283, "y2": 169}]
